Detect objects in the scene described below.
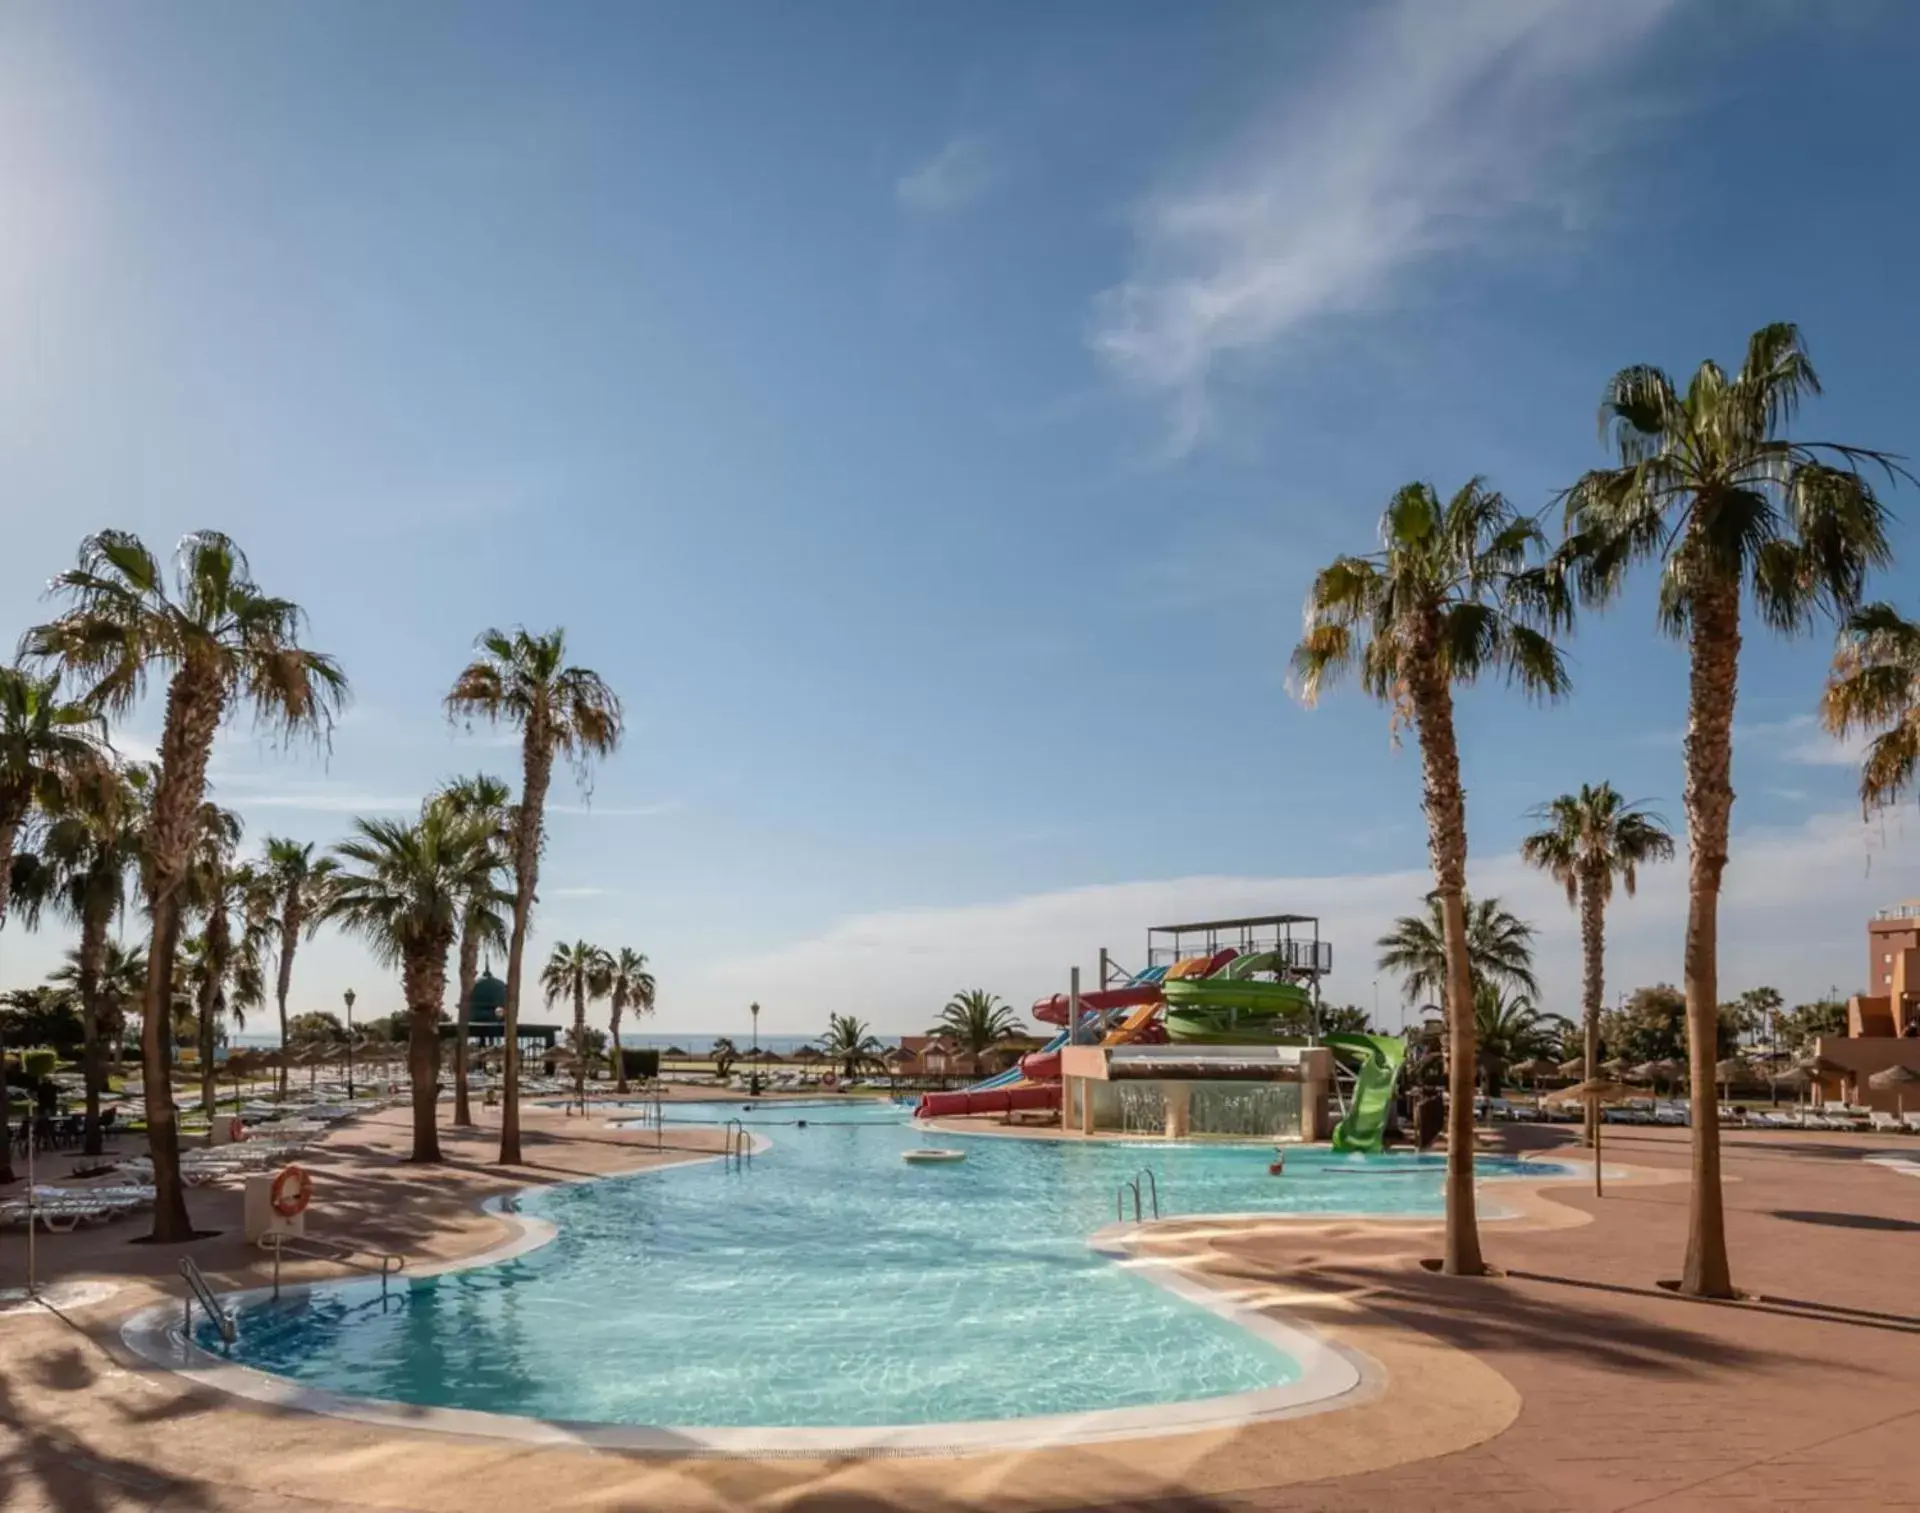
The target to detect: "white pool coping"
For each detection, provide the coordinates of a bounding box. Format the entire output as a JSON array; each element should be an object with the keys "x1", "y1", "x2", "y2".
[{"x1": 118, "y1": 1125, "x2": 1386, "y2": 1457}]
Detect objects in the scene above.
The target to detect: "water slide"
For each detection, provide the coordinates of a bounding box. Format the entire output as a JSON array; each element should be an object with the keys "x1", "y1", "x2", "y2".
[
  {"x1": 1162, "y1": 978, "x2": 1312, "y2": 1042},
  {"x1": 1326, "y1": 1033, "x2": 1409, "y2": 1154}
]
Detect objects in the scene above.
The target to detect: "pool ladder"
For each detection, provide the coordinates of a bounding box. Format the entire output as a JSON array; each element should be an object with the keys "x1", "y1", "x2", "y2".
[
  {"x1": 723, "y1": 1118, "x2": 753, "y2": 1171},
  {"x1": 1115, "y1": 1167, "x2": 1161, "y2": 1223},
  {"x1": 180, "y1": 1257, "x2": 235, "y2": 1347}
]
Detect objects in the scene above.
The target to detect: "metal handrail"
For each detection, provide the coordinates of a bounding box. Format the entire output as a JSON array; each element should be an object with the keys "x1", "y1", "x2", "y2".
[
  {"x1": 180, "y1": 1257, "x2": 235, "y2": 1345},
  {"x1": 1134, "y1": 1167, "x2": 1161, "y2": 1219},
  {"x1": 1116, "y1": 1177, "x2": 1140, "y2": 1222},
  {"x1": 260, "y1": 1231, "x2": 407, "y2": 1300},
  {"x1": 723, "y1": 1118, "x2": 752, "y2": 1171}
]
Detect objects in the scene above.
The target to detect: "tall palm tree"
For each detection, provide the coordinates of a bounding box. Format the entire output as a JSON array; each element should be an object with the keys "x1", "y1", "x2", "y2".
[
  {"x1": 1375, "y1": 894, "x2": 1541, "y2": 1013},
  {"x1": 47, "y1": 938, "x2": 147, "y2": 1072},
  {"x1": 9, "y1": 760, "x2": 150, "y2": 1153},
  {"x1": 930, "y1": 989, "x2": 1021, "y2": 1080},
  {"x1": 541, "y1": 940, "x2": 613, "y2": 1110},
  {"x1": 428, "y1": 774, "x2": 514, "y2": 1126},
  {"x1": 1562, "y1": 323, "x2": 1898, "y2": 1298},
  {"x1": 0, "y1": 665, "x2": 108, "y2": 1183},
  {"x1": 1294, "y1": 478, "x2": 1569, "y2": 1276},
  {"x1": 258, "y1": 838, "x2": 337, "y2": 1100},
  {"x1": 816, "y1": 1012, "x2": 885, "y2": 1081},
  {"x1": 1821, "y1": 603, "x2": 1920, "y2": 815},
  {"x1": 605, "y1": 948, "x2": 656, "y2": 1094},
  {"x1": 26, "y1": 530, "x2": 346, "y2": 1241},
  {"x1": 1520, "y1": 783, "x2": 1675, "y2": 1147},
  {"x1": 179, "y1": 802, "x2": 250, "y2": 1115},
  {"x1": 446, "y1": 628, "x2": 622, "y2": 1165},
  {"x1": 326, "y1": 810, "x2": 498, "y2": 1162}
]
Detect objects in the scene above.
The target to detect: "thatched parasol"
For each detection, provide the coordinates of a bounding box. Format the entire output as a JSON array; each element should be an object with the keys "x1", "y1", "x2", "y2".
[
  {"x1": 1632, "y1": 1058, "x2": 1681, "y2": 1091},
  {"x1": 1545, "y1": 1078, "x2": 1636, "y2": 1198},
  {"x1": 1557, "y1": 1056, "x2": 1588, "y2": 1079},
  {"x1": 1869, "y1": 1063, "x2": 1920, "y2": 1115},
  {"x1": 791, "y1": 1046, "x2": 824, "y2": 1063},
  {"x1": 1600, "y1": 1057, "x2": 1631, "y2": 1079},
  {"x1": 1544, "y1": 1077, "x2": 1635, "y2": 1106},
  {"x1": 1511, "y1": 1056, "x2": 1561, "y2": 1089}
]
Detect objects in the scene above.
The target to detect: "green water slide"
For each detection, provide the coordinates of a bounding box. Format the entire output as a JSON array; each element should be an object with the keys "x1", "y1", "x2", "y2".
[{"x1": 1326, "y1": 1033, "x2": 1408, "y2": 1154}]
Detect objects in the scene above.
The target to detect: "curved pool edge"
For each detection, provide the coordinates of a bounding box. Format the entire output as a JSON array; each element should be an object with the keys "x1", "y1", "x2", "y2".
[{"x1": 115, "y1": 1121, "x2": 1378, "y2": 1458}]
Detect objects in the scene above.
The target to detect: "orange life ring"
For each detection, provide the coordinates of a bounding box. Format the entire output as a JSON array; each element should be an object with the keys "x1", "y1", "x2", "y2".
[
  {"x1": 822, "y1": 1071, "x2": 838, "y2": 1089},
  {"x1": 270, "y1": 1164, "x2": 313, "y2": 1219},
  {"x1": 227, "y1": 1116, "x2": 246, "y2": 1144}
]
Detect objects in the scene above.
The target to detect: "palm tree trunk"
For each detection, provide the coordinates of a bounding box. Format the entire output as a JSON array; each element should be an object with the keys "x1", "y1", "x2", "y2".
[
  {"x1": 500, "y1": 737, "x2": 553, "y2": 1166},
  {"x1": 78, "y1": 897, "x2": 111, "y2": 1156},
  {"x1": 1679, "y1": 581, "x2": 1740, "y2": 1299},
  {"x1": 452, "y1": 924, "x2": 478, "y2": 1127},
  {"x1": 1406, "y1": 646, "x2": 1484, "y2": 1276},
  {"x1": 0, "y1": 818, "x2": 21, "y2": 1185},
  {"x1": 141, "y1": 895, "x2": 193, "y2": 1240},
  {"x1": 275, "y1": 911, "x2": 299, "y2": 1100},
  {"x1": 401, "y1": 943, "x2": 446, "y2": 1163},
  {"x1": 1579, "y1": 870, "x2": 1605, "y2": 1154},
  {"x1": 573, "y1": 978, "x2": 587, "y2": 1112},
  {"x1": 611, "y1": 1002, "x2": 626, "y2": 1094},
  {"x1": 197, "y1": 968, "x2": 219, "y2": 1116}
]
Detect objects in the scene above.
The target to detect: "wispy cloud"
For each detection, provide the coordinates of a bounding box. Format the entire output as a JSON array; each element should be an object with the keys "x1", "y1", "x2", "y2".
[
  {"x1": 547, "y1": 886, "x2": 611, "y2": 900},
  {"x1": 234, "y1": 792, "x2": 419, "y2": 814},
  {"x1": 895, "y1": 135, "x2": 997, "y2": 216},
  {"x1": 548, "y1": 800, "x2": 685, "y2": 818},
  {"x1": 694, "y1": 807, "x2": 1915, "y2": 1035},
  {"x1": 1088, "y1": 0, "x2": 1680, "y2": 450}
]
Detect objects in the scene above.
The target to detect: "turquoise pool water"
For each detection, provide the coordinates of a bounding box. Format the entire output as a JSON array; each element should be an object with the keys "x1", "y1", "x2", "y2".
[{"x1": 203, "y1": 1100, "x2": 1558, "y2": 1430}]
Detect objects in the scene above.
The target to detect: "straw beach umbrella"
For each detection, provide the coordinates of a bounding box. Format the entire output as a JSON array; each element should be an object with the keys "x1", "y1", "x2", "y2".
[
  {"x1": 1869, "y1": 1064, "x2": 1920, "y2": 1116},
  {"x1": 1545, "y1": 1078, "x2": 1636, "y2": 1196},
  {"x1": 1714, "y1": 1056, "x2": 1753, "y2": 1104},
  {"x1": 1512, "y1": 1056, "x2": 1560, "y2": 1092},
  {"x1": 1557, "y1": 1056, "x2": 1587, "y2": 1080},
  {"x1": 1632, "y1": 1059, "x2": 1681, "y2": 1095}
]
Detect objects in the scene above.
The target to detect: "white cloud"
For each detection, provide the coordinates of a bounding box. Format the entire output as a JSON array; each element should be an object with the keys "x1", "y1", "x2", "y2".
[
  {"x1": 234, "y1": 792, "x2": 419, "y2": 814},
  {"x1": 1088, "y1": 0, "x2": 1681, "y2": 449},
  {"x1": 548, "y1": 800, "x2": 684, "y2": 818},
  {"x1": 687, "y1": 807, "x2": 1916, "y2": 1036},
  {"x1": 895, "y1": 136, "x2": 997, "y2": 216}
]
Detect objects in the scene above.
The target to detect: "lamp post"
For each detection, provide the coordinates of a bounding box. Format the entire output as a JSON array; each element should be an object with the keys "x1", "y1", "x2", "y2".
[
  {"x1": 749, "y1": 1001, "x2": 761, "y2": 1097},
  {"x1": 344, "y1": 988, "x2": 357, "y2": 1101}
]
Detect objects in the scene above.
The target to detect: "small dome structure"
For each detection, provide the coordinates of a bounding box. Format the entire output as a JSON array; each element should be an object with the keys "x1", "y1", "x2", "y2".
[{"x1": 470, "y1": 969, "x2": 507, "y2": 1023}]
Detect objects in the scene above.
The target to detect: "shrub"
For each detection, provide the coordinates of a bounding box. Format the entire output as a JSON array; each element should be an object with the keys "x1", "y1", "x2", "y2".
[{"x1": 618, "y1": 1047, "x2": 661, "y2": 1080}]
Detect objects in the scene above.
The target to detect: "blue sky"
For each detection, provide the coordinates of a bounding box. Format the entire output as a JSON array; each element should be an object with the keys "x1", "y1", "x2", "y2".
[{"x1": 3, "y1": 0, "x2": 1917, "y2": 1038}]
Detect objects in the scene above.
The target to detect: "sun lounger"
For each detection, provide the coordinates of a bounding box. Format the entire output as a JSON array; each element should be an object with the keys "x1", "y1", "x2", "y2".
[
  {"x1": 1871, "y1": 1112, "x2": 1902, "y2": 1132},
  {"x1": 1903, "y1": 1113, "x2": 1920, "y2": 1133}
]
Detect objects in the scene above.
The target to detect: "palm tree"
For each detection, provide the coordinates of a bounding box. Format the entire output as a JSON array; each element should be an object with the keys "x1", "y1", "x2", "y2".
[
  {"x1": 1520, "y1": 783, "x2": 1675, "y2": 1147},
  {"x1": 179, "y1": 802, "x2": 250, "y2": 1115},
  {"x1": 0, "y1": 665, "x2": 108, "y2": 1183},
  {"x1": 817, "y1": 1012, "x2": 885, "y2": 1081},
  {"x1": 1562, "y1": 324, "x2": 1899, "y2": 1298},
  {"x1": 179, "y1": 916, "x2": 266, "y2": 1107},
  {"x1": 1468, "y1": 984, "x2": 1572, "y2": 1097},
  {"x1": 1375, "y1": 894, "x2": 1541, "y2": 1013},
  {"x1": 445, "y1": 628, "x2": 622, "y2": 1165},
  {"x1": 605, "y1": 948, "x2": 656, "y2": 1094},
  {"x1": 325, "y1": 810, "x2": 498, "y2": 1162},
  {"x1": 1821, "y1": 603, "x2": 1920, "y2": 815},
  {"x1": 1294, "y1": 478, "x2": 1569, "y2": 1276},
  {"x1": 257, "y1": 838, "x2": 337, "y2": 1100},
  {"x1": 429, "y1": 774, "x2": 514, "y2": 1125},
  {"x1": 541, "y1": 940, "x2": 612, "y2": 1110},
  {"x1": 26, "y1": 531, "x2": 346, "y2": 1241},
  {"x1": 930, "y1": 989, "x2": 1021, "y2": 1080},
  {"x1": 9, "y1": 760, "x2": 150, "y2": 1153}
]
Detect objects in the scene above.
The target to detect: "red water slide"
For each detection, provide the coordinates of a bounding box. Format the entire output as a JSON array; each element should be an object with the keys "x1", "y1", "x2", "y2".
[
  {"x1": 1030, "y1": 982, "x2": 1162, "y2": 1025},
  {"x1": 914, "y1": 1082, "x2": 1060, "y2": 1119}
]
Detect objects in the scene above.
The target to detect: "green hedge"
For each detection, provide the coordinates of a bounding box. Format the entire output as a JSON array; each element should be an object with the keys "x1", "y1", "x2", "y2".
[{"x1": 617, "y1": 1047, "x2": 661, "y2": 1080}]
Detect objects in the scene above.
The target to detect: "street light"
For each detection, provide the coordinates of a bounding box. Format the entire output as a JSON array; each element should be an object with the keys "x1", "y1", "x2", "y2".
[
  {"x1": 344, "y1": 988, "x2": 357, "y2": 1100},
  {"x1": 749, "y1": 1001, "x2": 761, "y2": 1097}
]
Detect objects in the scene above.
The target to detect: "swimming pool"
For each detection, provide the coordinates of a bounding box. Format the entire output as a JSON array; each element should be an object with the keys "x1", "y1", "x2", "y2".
[{"x1": 162, "y1": 1101, "x2": 1561, "y2": 1447}]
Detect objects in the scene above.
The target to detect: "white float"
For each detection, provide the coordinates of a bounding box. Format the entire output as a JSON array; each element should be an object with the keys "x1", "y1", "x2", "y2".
[{"x1": 901, "y1": 1148, "x2": 966, "y2": 1164}]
